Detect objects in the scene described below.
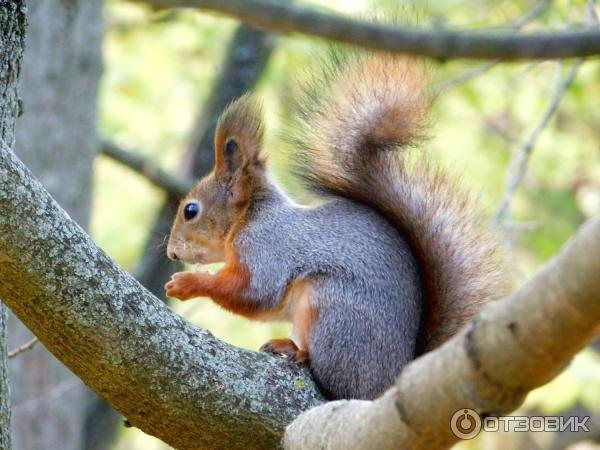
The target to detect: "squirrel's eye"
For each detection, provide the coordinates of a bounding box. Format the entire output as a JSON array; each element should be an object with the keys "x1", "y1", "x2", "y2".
[{"x1": 183, "y1": 202, "x2": 200, "y2": 221}]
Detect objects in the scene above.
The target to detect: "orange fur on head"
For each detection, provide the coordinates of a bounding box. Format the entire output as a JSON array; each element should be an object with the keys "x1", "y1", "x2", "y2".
[{"x1": 167, "y1": 94, "x2": 268, "y2": 265}]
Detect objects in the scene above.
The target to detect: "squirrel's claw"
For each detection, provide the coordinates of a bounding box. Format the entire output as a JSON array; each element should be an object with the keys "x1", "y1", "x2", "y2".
[{"x1": 260, "y1": 338, "x2": 309, "y2": 365}]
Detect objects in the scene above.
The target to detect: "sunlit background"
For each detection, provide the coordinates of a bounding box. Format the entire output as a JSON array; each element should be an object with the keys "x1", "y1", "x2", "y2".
[{"x1": 87, "y1": 0, "x2": 600, "y2": 448}]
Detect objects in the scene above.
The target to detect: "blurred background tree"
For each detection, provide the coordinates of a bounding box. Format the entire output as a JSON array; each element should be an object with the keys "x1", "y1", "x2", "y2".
[{"x1": 4, "y1": 0, "x2": 599, "y2": 449}]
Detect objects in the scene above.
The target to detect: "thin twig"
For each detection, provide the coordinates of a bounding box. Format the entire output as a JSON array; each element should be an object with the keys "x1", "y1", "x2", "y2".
[
  {"x1": 100, "y1": 141, "x2": 193, "y2": 199},
  {"x1": 494, "y1": 61, "x2": 581, "y2": 281},
  {"x1": 436, "y1": 0, "x2": 551, "y2": 94},
  {"x1": 129, "y1": 0, "x2": 600, "y2": 60},
  {"x1": 8, "y1": 337, "x2": 39, "y2": 359},
  {"x1": 436, "y1": 61, "x2": 499, "y2": 94},
  {"x1": 494, "y1": 59, "x2": 583, "y2": 225},
  {"x1": 494, "y1": 0, "x2": 596, "y2": 224},
  {"x1": 504, "y1": 219, "x2": 542, "y2": 231},
  {"x1": 493, "y1": 0, "x2": 594, "y2": 281}
]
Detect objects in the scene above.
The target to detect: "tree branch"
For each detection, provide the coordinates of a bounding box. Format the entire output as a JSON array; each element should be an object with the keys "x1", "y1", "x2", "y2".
[
  {"x1": 494, "y1": 0, "x2": 596, "y2": 225},
  {"x1": 285, "y1": 214, "x2": 600, "y2": 449},
  {"x1": 8, "y1": 337, "x2": 39, "y2": 359},
  {"x1": 494, "y1": 59, "x2": 583, "y2": 225},
  {"x1": 0, "y1": 140, "x2": 324, "y2": 449},
  {"x1": 130, "y1": 0, "x2": 600, "y2": 60},
  {"x1": 435, "y1": 0, "x2": 550, "y2": 95},
  {"x1": 435, "y1": 0, "x2": 550, "y2": 94},
  {"x1": 100, "y1": 140, "x2": 193, "y2": 199}
]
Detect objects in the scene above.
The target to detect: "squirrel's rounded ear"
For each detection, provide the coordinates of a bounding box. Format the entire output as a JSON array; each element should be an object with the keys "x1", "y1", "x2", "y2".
[{"x1": 214, "y1": 95, "x2": 265, "y2": 179}]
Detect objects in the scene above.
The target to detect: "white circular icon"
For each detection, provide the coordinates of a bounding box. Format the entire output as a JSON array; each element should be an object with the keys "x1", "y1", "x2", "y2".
[{"x1": 451, "y1": 408, "x2": 482, "y2": 440}]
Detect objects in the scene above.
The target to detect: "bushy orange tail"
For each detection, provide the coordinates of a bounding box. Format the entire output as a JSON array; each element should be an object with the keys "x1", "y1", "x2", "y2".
[{"x1": 292, "y1": 51, "x2": 508, "y2": 352}]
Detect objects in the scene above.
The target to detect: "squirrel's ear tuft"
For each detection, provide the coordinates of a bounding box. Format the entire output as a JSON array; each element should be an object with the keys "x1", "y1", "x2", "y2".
[{"x1": 214, "y1": 94, "x2": 265, "y2": 179}]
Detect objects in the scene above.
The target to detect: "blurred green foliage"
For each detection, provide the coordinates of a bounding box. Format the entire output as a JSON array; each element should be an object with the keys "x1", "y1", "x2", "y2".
[{"x1": 95, "y1": 1, "x2": 600, "y2": 448}]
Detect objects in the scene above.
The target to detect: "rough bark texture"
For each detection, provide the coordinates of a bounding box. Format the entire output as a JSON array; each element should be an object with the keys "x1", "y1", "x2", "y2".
[
  {"x1": 135, "y1": 24, "x2": 276, "y2": 298},
  {"x1": 285, "y1": 215, "x2": 600, "y2": 449},
  {"x1": 7, "y1": 3, "x2": 108, "y2": 450},
  {"x1": 0, "y1": 3, "x2": 25, "y2": 147},
  {"x1": 0, "y1": 1, "x2": 27, "y2": 449},
  {"x1": 0, "y1": 141, "x2": 324, "y2": 449}
]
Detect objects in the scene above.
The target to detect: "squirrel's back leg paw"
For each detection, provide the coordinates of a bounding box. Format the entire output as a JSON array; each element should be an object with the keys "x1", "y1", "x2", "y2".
[{"x1": 259, "y1": 338, "x2": 309, "y2": 365}]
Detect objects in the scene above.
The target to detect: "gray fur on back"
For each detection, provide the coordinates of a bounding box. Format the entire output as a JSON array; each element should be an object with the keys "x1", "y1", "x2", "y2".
[{"x1": 236, "y1": 183, "x2": 421, "y2": 399}]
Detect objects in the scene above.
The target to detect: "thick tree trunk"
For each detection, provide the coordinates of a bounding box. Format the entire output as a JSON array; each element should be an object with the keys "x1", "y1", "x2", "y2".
[
  {"x1": 7, "y1": 2, "x2": 106, "y2": 450},
  {"x1": 13, "y1": 1, "x2": 102, "y2": 227},
  {"x1": 0, "y1": 2, "x2": 27, "y2": 449}
]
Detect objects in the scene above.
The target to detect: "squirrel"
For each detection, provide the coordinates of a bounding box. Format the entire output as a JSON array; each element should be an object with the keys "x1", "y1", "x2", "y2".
[{"x1": 165, "y1": 50, "x2": 507, "y2": 400}]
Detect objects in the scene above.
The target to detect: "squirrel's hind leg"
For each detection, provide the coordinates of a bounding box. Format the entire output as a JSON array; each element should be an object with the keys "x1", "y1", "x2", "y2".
[{"x1": 259, "y1": 278, "x2": 317, "y2": 365}]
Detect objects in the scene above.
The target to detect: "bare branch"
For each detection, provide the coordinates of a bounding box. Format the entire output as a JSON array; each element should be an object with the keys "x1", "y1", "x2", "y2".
[
  {"x1": 436, "y1": 0, "x2": 551, "y2": 93},
  {"x1": 285, "y1": 214, "x2": 600, "y2": 449},
  {"x1": 494, "y1": 0, "x2": 596, "y2": 226},
  {"x1": 100, "y1": 140, "x2": 193, "y2": 199},
  {"x1": 8, "y1": 337, "x2": 39, "y2": 359},
  {"x1": 494, "y1": 59, "x2": 582, "y2": 225},
  {"x1": 436, "y1": 60, "x2": 500, "y2": 94},
  {"x1": 0, "y1": 140, "x2": 324, "y2": 450},
  {"x1": 129, "y1": 0, "x2": 600, "y2": 60}
]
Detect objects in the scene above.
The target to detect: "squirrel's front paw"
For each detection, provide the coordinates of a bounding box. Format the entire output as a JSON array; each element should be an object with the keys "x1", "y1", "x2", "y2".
[
  {"x1": 260, "y1": 339, "x2": 309, "y2": 365},
  {"x1": 165, "y1": 272, "x2": 204, "y2": 300}
]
